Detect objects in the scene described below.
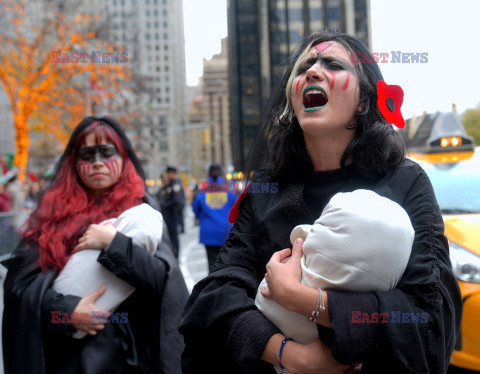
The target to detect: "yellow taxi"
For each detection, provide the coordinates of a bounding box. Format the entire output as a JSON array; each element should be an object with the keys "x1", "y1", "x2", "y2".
[{"x1": 409, "y1": 142, "x2": 480, "y2": 372}]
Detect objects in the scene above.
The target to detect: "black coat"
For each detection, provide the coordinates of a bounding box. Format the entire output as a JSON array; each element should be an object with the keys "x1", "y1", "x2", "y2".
[
  {"x1": 180, "y1": 159, "x2": 462, "y2": 373},
  {"x1": 3, "y1": 197, "x2": 188, "y2": 374}
]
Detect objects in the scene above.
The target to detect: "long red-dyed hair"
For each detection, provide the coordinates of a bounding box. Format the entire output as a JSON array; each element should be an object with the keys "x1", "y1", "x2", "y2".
[{"x1": 22, "y1": 117, "x2": 146, "y2": 271}]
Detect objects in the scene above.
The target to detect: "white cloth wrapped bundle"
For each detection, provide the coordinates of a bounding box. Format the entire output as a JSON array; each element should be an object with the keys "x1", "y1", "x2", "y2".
[
  {"x1": 53, "y1": 203, "x2": 163, "y2": 338},
  {"x1": 255, "y1": 190, "x2": 414, "y2": 372}
]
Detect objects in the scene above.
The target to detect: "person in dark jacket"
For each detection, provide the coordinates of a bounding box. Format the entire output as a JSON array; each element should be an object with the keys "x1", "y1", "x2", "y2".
[
  {"x1": 156, "y1": 166, "x2": 184, "y2": 258},
  {"x1": 3, "y1": 116, "x2": 188, "y2": 374},
  {"x1": 192, "y1": 163, "x2": 237, "y2": 270},
  {"x1": 180, "y1": 31, "x2": 462, "y2": 373}
]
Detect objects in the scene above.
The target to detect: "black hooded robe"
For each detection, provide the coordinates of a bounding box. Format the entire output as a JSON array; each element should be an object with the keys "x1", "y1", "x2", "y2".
[
  {"x1": 180, "y1": 160, "x2": 462, "y2": 374},
  {"x1": 3, "y1": 198, "x2": 188, "y2": 374}
]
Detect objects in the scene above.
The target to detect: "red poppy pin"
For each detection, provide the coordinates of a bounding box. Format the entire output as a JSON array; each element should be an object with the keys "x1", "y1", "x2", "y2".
[{"x1": 377, "y1": 80, "x2": 405, "y2": 129}]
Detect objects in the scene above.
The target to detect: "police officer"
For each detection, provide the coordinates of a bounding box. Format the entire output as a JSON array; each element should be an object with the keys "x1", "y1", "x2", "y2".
[{"x1": 156, "y1": 166, "x2": 184, "y2": 258}]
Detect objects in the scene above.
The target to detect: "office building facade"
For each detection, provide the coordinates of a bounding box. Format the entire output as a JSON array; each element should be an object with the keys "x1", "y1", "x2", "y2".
[{"x1": 228, "y1": 0, "x2": 371, "y2": 169}]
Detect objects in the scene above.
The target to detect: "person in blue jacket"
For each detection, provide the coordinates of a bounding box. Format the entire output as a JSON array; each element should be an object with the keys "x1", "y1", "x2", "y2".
[{"x1": 192, "y1": 164, "x2": 236, "y2": 270}]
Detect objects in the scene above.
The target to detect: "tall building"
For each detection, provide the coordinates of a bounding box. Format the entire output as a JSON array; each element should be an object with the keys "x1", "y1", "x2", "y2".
[
  {"x1": 187, "y1": 38, "x2": 232, "y2": 181},
  {"x1": 227, "y1": 0, "x2": 371, "y2": 169},
  {"x1": 187, "y1": 84, "x2": 208, "y2": 181},
  {"x1": 103, "y1": 0, "x2": 187, "y2": 179},
  {"x1": 202, "y1": 38, "x2": 232, "y2": 171}
]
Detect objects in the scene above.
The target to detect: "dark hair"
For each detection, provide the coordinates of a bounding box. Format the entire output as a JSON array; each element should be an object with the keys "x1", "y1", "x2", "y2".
[
  {"x1": 22, "y1": 116, "x2": 147, "y2": 270},
  {"x1": 209, "y1": 163, "x2": 223, "y2": 176},
  {"x1": 166, "y1": 166, "x2": 178, "y2": 173},
  {"x1": 246, "y1": 30, "x2": 405, "y2": 182}
]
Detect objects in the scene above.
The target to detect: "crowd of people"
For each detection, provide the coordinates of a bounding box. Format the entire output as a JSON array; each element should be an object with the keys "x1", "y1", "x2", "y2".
[{"x1": 2, "y1": 30, "x2": 462, "y2": 374}]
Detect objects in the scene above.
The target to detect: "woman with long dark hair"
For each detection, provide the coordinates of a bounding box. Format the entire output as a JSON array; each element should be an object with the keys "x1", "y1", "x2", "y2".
[
  {"x1": 180, "y1": 31, "x2": 461, "y2": 373},
  {"x1": 3, "y1": 117, "x2": 188, "y2": 374}
]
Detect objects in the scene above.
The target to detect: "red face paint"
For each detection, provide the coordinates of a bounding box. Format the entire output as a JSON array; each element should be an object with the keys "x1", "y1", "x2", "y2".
[
  {"x1": 78, "y1": 160, "x2": 90, "y2": 180},
  {"x1": 295, "y1": 73, "x2": 305, "y2": 94},
  {"x1": 314, "y1": 42, "x2": 333, "y2": 54},
  {"x1": 328, "y1": 72, "x2": 336, "y2": 90},
  {"x1": 342, "y1": 73, "x2": 350, "y2": 91},
  {"x1": 105, "y1": 156, "x2": 121, "y2": 178}
]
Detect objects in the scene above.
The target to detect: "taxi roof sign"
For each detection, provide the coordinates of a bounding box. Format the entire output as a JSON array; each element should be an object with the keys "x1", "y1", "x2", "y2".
[{"x1": 402, "y1": 112, "x2": 475, "y2": 153}]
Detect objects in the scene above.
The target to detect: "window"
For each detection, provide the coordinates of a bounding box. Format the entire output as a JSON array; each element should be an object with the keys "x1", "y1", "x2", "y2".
[
  {"x1": 163, "y1": 33, "x2": 168, "y2": 40},
  {"x1": 163, "y1": 21, "x2": 167, "y2": 28}
]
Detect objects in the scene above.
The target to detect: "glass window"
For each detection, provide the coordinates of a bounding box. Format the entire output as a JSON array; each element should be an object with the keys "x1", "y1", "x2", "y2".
[{"x1": 287, "y1": 8, "x2": 303, "y2": 22}]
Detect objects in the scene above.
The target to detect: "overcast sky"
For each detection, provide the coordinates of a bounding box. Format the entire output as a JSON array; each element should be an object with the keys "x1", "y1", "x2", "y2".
[{"x1": 183, "y1": 0, "x2": 480, "y2": 118}]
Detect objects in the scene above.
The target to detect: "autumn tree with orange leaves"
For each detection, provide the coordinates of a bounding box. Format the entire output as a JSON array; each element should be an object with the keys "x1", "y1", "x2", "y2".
[{"x1": 0, "y1": 0, "x2": 135, "y2": 178}]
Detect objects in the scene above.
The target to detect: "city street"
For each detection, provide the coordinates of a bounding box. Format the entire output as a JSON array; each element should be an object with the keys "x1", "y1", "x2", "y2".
[{"x1": 178, "y1": 207, "x2": 210, "y2": 293}]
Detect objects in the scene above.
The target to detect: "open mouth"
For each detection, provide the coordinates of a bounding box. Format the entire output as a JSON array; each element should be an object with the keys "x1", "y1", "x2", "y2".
[{"x1": 303, "y1": 85, "x2": 328, "y2": 112}]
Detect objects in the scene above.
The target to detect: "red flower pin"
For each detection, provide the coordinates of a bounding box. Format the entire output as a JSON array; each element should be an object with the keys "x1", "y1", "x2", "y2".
[{"x1": 377, "y1": 80, "x2": 405, "y2": 129}]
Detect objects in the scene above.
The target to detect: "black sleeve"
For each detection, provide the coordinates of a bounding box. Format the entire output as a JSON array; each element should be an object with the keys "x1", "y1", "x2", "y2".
[
  {"x1": 320, "y1": 290, "x2": 380, "y2": 363},
  {"x1": 180, "y1": 193, "x2": 274, "y2": 374},
  {"x1": 327, "y1": 165, "x2": 462, "y2": 373},
  {"x1": 97, "y1": 232, "x2": 168, "y2": 297},
  {"x1": 226, "y1": 310, "x2": 281, "y2": 370},
  {"x1": 40, "y1": 288, "x2": 82, "y2": 335}
]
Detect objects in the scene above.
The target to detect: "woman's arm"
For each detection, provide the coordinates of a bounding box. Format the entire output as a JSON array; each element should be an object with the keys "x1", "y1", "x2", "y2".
[
  {"x1": 96, "y1": 231, "x2": 169, "y2": 297},
  {"x1": 261, "y1": 240, "x2": 332, "y2": 328},
  {"x1": 261, "y1": 164, "x2": 462, "y2": 371},
  {"x1": 73, "y1": 221, "x2": 169, "y2": 297}
]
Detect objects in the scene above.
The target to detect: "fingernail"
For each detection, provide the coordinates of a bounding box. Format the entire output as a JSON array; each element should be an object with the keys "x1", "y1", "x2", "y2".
[{"x1": 295, "y1": 238, "x2": 302, "y2": 245}]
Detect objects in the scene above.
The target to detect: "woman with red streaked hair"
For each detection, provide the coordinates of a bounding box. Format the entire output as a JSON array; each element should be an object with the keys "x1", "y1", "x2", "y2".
[{"x1": 3, "y1": 117, "x2": 188, "y2": 374}]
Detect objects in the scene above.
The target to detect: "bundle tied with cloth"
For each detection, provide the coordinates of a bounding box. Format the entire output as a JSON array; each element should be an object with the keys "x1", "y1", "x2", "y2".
[{"x1": 53, "y1": 203, "x2": 163, "y2": 338}]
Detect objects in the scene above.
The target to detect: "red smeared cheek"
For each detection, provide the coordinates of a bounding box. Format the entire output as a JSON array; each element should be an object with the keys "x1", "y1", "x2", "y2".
[
  {"x1": 78, "y1": 161, "x2": 89, "y2": 180},
  {"x1": 327, "y1": 72, "x2": 336, "y2": 90},
  {"x1": 105, "y1": 156, "x2": 120, "y2": 178},
  {"x1": 295, "y1": 74, "x2": 305, "y2": 94},
  {"x1": 342, "y1": 73, "x2": 350, "y2": 91}
]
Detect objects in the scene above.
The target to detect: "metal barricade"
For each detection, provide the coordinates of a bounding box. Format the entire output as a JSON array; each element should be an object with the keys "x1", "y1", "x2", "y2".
[{"x1": 0, "y1": 211, "x2": 28, "y2": 272}]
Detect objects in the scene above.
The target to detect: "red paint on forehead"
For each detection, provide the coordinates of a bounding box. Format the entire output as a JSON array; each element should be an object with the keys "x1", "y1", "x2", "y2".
[
  {"x1": 314, "y1": 42, "x2": 333, "y2": 54},
  {"x1": 342, "y1": 73, "x2": 350, "y2": 91}
]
